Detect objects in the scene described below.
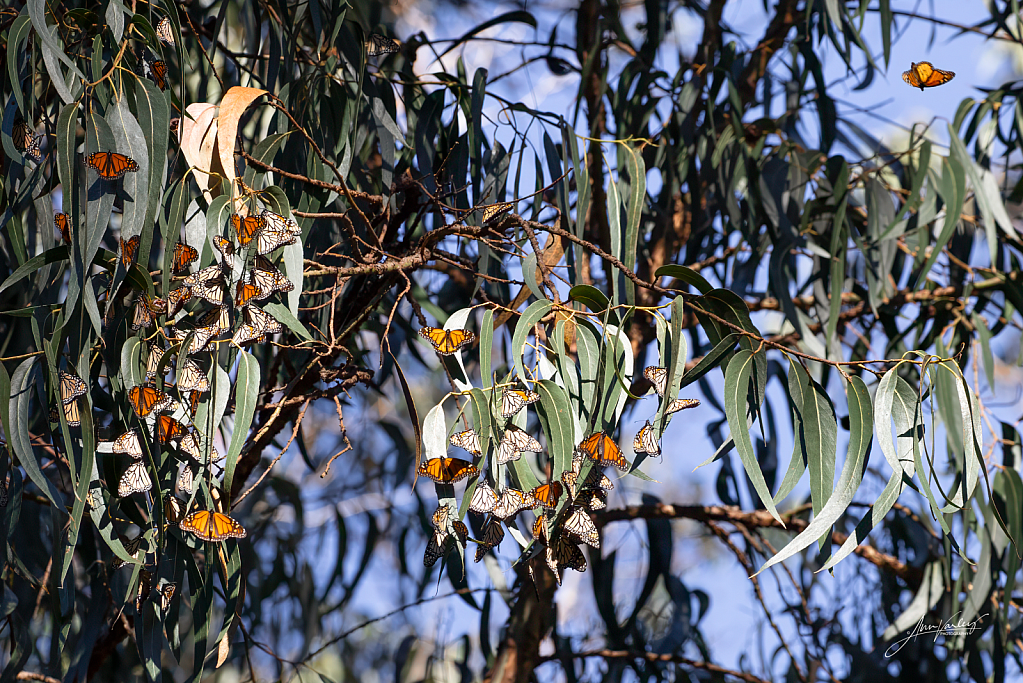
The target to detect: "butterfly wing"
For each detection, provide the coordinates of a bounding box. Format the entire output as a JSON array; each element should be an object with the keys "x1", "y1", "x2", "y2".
[
  {"x1": 418, "y1": 326, "x2": 476, "y2": 355},
  {"x1": 156, "y1": 16, "x2": 175, "y2": 46},
  {"x1": 128, "y1": 385, "x2": 173, "y2": 417},
  {"x1": 172, "y1": 242, "x2": 199, "y2": 274},
  {"x1": 235, "y1": 279, "x2": 262, "y2": 307},
  {"x1": 59, "y1": 371, "x2": 87, "y2": 404},
  {"x1": 87, "y1": 152, "x2": 139, "y2": 179},
  {"x1": 112, "y1": 429, "x2": 143, "y2": 459},
  {"x1": 118, "y1": 461, "x2": 153, "y2": 496},
  {"x1": 166, "y1": 287, "x2": 192, "y2": 316},
  {"x1": 633, "y1": 421, "x2": 660, "y2": 455},
  {"x1": 500, "y1": 389, "x2": 539, "y2": 417},
  {"x1": 481, "y1": 202, "x2": 513, "y2": 223},
  {"x1": 54, "y1": 213, "x2": 72, "y2": 244},
  {"x1": 643, "y1": 366, "x2": 667, "y2": 396},
  {"x1": 231, "y1": 213, "x2": 265, "y2": 246},
  {"x1": 417, "y1": 458, "x2": 478, "y2": 483},
  {"x1": 449, "y1": 429, "x2": 482, "y2": 456},
  {"x1": 665, "y1": 397, "x2": 700, "y2": 415},
  {"x1": 468, "y1": 481, "x2": 499, "y2": 514},
  {"x1": 132, "y1": 296, "x2": 154, "y2": 331},
  {"x1": 120, "y1": 235, "x2": 140, "y2": 268},
  {"x1": 563, "y1": 507, "x2": 600, "y2": 548},
  {"x1": 366, "y1": 33, "x2": 400, "y2": 56},
  {"x1": 177, "y1": 359, "x2": 210, "y2": 393},
  {"x1": 177, "y1": 462, "x2": 196, "y2": 495},
  {"x1": 530, "y1": 482, "x2": 563, "y2": 509}
]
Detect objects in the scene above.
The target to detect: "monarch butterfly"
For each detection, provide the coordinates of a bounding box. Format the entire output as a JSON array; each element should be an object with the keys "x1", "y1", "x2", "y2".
[
  {"x1": 480, "y1": 202, "x2": 513, "y2": 224},
  {"x1": 112, "y1": 429, "x2": 143, "y2": 459},
  {"x1": 156, "y1": 415, "x2": 187, "y2": 443},
  {"x1": 500, "y1": 388, "x2": 540, "y2": 418},
  {"x1": 54, "y1": 213, "x2": 72, "y2": 244},
  {"x1": 418, "y1": 326, "x2": 476, "y2": 355},
  {"x1": 633, "y1": 421, "x2": 660, "y2": 455},
  {"x1": 479, "y1": 517, "x2": 505, "y2": 550},
  {"x1": 231, "y1": 213, "x2": 265, "y2": 246},
  {"x1": 180, "y1": 431, "x2": 218, "y2": 463},
  {"x1": 182, "y1": 390, "x2": 202, "y2": 415},
  {"x1": 449, "y1": 429, "x2": 482, "y2": 456},
  {"x1": 492, "y1": 488, "x2": 536, "y2": 519},
  {"x1": 118, "y1": 461, "x2": 152, "y2": 497},
  {"x1": 179, "y1": 509, "x2": 247, "y2": 542},
  {"x1": 166, "y1": 286, "x2": 192, "y2": 316},
  {"x1": 50, "y1": 398, "x2": 82, "y2": 427},
  {"x1": 191, "y1": 306, "x2": 231, "y2": 353},
  {"x1": 431, "y1": 503, "x2": 455, "y2": 530},
  {"x1": 496, "y1": 426, "x2": 542, "y2": 465},
  {"x1": 233, "y1": 305, "x2": 283, "y2": 346},
  {"x1": 213, "y1": 235, "x2": 235, "y2": 258},
  {"x1": 12, "y1": 119, "x2": 42, "y2": 162},
  {"x1": 145, "y1": 343, "x2": 166, "y2": 383},
  {"x1": 86, "y1": 152, "x2": 139, "y2": 179},
  {"x1": 172, "y1": 242, "x2": 198, "y2": 274},
  {"x1": 136, "y1": 568, "x2": 154, "y2": 611},
  {"x1": 563, "y1": 507, "x2": 600, "y2": 548},
  {"x1": 530, "y1": 482, "x2": 563, "y2": 509},
  {"x1": 234, "y1": 279, "x2": 263, "y2": 307},
  {"x1": 128, "y1": 385, "x2": 174, "y2": 418},
  {"x1": 902, "y1": 61, "x2": 954, "y2": 90},
  {"x1": 665, "y1": 397, "x2": 700, "y2": 415},
  {"x1": 255, "y1": 210, "x2": 301, "y2": 255},
  {"x1": 417, "y1": 457, "x2": 478, "y2": 484},
  {"x1": 190, "y1": 278, "x2": 225, "y2": 306},
  {"x1": 177, "y1": 358, "x2": 209, "y2": 393},
  {"x1": 366, "y1": 33, "x2": 401, "y2": 56},
  {"x1": 183, "y1": 263, "x2": 224, "y2": 287},
  {"x1": 545, "y1": 537, "x2": 586, "y2": 583},
  {"x1": 164, "y1": 495, "x2": 185, "y2": 524},
  {"x1": 423, "y1": 530, "x2": 446, "y2": 567},
  {"x1": 147, "y1": 296, "x2": 168, "y2": 316},
  {"x1": 111, "y1": 535, "x2": 144, "y2": 570},
  {"x1": 577, "y1": 489, "x2": 607, "y2": 511},
  {"x1": 132, "y1": 296, "x2": 154, "y2": 331},
  {"x1": 532, "y1": 514, "x2": 549, "y2": 542},
  {"x1": 120, "y1": 235, "x2": 140, "y2": 268},
  {"x1": 251, "y1": 255, "x2": 294, "y2": 297},
  {"x1": 578, "y1": 432, "x2": 630, "y2": 471},
  {"x1": 141, "y1": 56, "x2": 168, "y2": 90},
  {"x1": 156, "y1": 16, "x2": 175, "y2": 46},
  {"x1": 644, "y1": 366, "x2": 667, "y2": 396},
  {"x1": 59, "y1": 370, "x2": 88, "y2": 404},
  {"x1": 468, "y1": 481, "x2": 499, "y2": 515},
  {"x1": 157, "y1": 582, "x2": 176, "y2": 610},
  {"x1": 177, "y1": 462, "x2": 197, "y2": 494},
  {"x1": 169, "y1": 117, "x2": 180, "y2": 133}
]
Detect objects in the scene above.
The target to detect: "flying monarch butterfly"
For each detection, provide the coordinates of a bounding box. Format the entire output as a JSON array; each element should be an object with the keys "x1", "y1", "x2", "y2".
[
  {"x1": 128, "y1": 385, "x2": 174, "y2": 418},
  {"x1": 417, "y1": 457, "x2": 478, "y2": 484},
  {"x1": 492, "y1": 488, "x2": 536, "y2": 519},
  {"x1": 255, "y1": 210, "x2": 300, "y2": 255},
  {"x1": 235, "y1": 279, "x2": 263, "y2": 307},
  {"x1": 172, "y1": 241, "x2": 198, "y2": 274},
  {"x1": 665, "y1": 397, "x2": 700, "y2": 415},
  {"x1": 164, "y1": 495, "x2": 185, "y2": 524},
  {"x1": 545, "y1": 537, "x2": 586, "y2": 584},
  {"x1": 111, "y1": 535, "x2": 144, "y2": 570},
  {"x1": 176, "y1": 358, "x2": 209, "y2": 393},
  {"x1": 902, "y1": 61, "x2": 955, "y2": 90},
  {"x1": 577, "y1": 432, "x2": 630, "y2": 471},
  {"x1": 633, "y1": 421, "x2": 660, "y2": 455},
  {"x1": 423, "y1": 530, "x2": 446, "y2": 567},
  {"x1": 563, "y1": 507, "x2": 600, "y2": 548},
  {"x1": 177, "y1": 462, "x2": 197, "y2": 494},
  {"x1": 644, "y1": 366, "x2": 668, "y2": 396},
  {"x1": 418, "y1": 326, "x2": 476, "y2": 355},
  {"x1": 213, "y1": 235, "x2": 235, "y2": 258},
  {"x1": 500, "y1": 388, "x2": 540, "y2": 418},
  {"x1": 112, "y1": 429, "x2": 143, "y2": 459},
  {"x1": 50, "y1": 398, "x2": 82, "y2": 427},
  {"x1": 496, "y1": 426, "x2": 542, "y2": 465},
  {"x1": 179, "y1": 509, "x2": 248, "y2": 542},
  {"x1": 54, "y1": 213, "x2": 72, "y2": 244},
  {"x1": 85, "y1": 151, "x2": 139, "y2": 179},
  {"x1": 156, "y1": 15, "x2": 175, "y2": 46},
  {"x1": 251, "y1": 255, "x2": 294, "y2": 297},
  {"x1": 135, "y1": 568, "x2": 154, "y2": 611},
  {"x1": 366, "y1": 33, "x2": 401, "y2": 56},
  {"x1": 530, "y1": 482, "x2": 563, "y2": 509},
  {"x1": 118, "y1": 461, "x2": 152, "y2": 497},
  {"x1": 12, "y1": 119, "x2": 42, "y2": 162},
  {"x1": 480, "y1": 202, "x2": 513, "y2": 224},
  {"x1": 141, "y1": 56, "x2": 168, "y2": 90},
  {"x1": 231, "y1": 213, "x2": 265, "y2": 246},
  {"x1": 120, "y1": 235, "x2": 140, "y2": 269},
  {"x1": 132, "y1": 296, "x2": 154, "y2": 331},
  {"x1": 449, "y1": 429, "x2": 482, "y2": 456},
  {"x1": 468, "y1": 481, "x2": 499, "y2": 515},
  {"x1": 156, "y1": 415, "x2": 187, "y2": 443},
  {"x1": 157, "y1": 582, "x2": 176, "y2": 610},
  {"x1": 59, "y1": 370, "x2": 87, "y2": 404},
  {"x1": 166, "y1": 287, "x2": 191, "y2": 316}
]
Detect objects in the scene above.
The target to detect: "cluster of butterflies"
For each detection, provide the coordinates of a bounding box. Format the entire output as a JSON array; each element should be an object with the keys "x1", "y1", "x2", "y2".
[{"x1": 415, "y1": 326, "x2": 701, "y2": 581}]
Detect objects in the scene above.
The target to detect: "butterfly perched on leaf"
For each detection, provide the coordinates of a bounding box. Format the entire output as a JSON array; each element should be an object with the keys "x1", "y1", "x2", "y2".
[
  {"x1": 492, "y1": 488, "x2": 536, "y2": 519},
  {"x1": 644, "y1": 366, "x2": 667, "y2": 396},
  {"x1": 132, "y1": 296, "x2": 154, "y2": 331},
  {"x1": 183, "y1": 263, "x2": 226, "y2": 305},
  {"x1": 500, "y1": 388, "x2": 540, "y2": 418},
  {"x1": 54, "y1": 213, "x2": 72, "y2": 244},
  {"x1": 164, "y1": 495, "x2": 185, "y2": 524},
  {"x1": 141, "y1": 56, "x2": 168, "y2": 90},
  {"x1": 231, "y1": 213, "x2": 265, "y2": 247},
  {"x1": 180, "y1": 430, "x2": 218, "y2": 464},
  {"x1": 12, "y1": 119, "x2": 42, "y2": 162},
  {"x1": 166, "y1": 286, "x2": 192, "y2": 316},
  {"x1": 50, "y1": 399, "x2": 82, "y2": 427},
  {"x1": 119, "y1": 461, "x2": 152, "y2": 497},
  {"x1": 233, "y1": 305, "x2": 283, "y2": 346},
  {"x1": 545, "y1": 536, "x2": 587, "y2": 584},
  {"x1": 256, "y1": 209, "x2": 301, "y2": 255},
  {"x1": 146, "y1": 342, "x2": 167, "y2": 383},
  {"x1": 366, "y1": 33, "x2": 401, "y2": 56},
  {"x1": 177, "y1": 461, "x2": 198, "y2": 495},
  {"x1": 135, "y1": 568, "x2": 154, "y2": 611},
  {"x1": 563, "y1": 507, "x2": 600, "y2": 548},
  {"x1": 480, "y1": 202, "x2": 513, "y2": 224},
  {"x1": 176, "y1": 358, "x2": 209, "y2": 393},
  {"x1": 179, "y1": 509, "x2": 247, "y2": 542},
  {"x1": 111, "y1": 535, "x2": 144, "y2": 570},
  {"x1": 449, "y1": 429, "x2": 481, "y2": 456},
  {"x1": 418, "y1": 326, "x2": 476, "y2": 355},
  {"x1": 156, "y1": 415, "x2": 187, "y2": 443},
  {"x1": 213, "y1": 235, "x2": 235, "y2": 258},
  {"x1": 417, "y1": 457, "x2": 478, "y2": 484},
  {"x1": 59, "y1": 370, "x2": 87, "y2": 404},
  {"x1": 120, "y1": 235, "x2": 140, "y2": 269},
  {"x1": 172, "y1": 241, "x2": 198, "y2": 274},
  {"x1": 633, "y1": 421, "x2": 659, "y2": 455},
  {"x1": 86, "y1": 151, "x2": 139, "y2": 179},
  {"x1": 665, "y1": 397, "x2": 700, "y2": 415},
  {"x1": 112, "y1": 429, "x2": 143, "y2": 459},
  {"x1": 155, "y1": 15, "x2": 175, "y2": 46},
  {"x1": 250, "y1": 255, "x2": 294, "y2": 297},
  {"x1": 469, "y1": 481, "x2": 499, "y2": 514},
  {"x1": 423, "y1": 530, "x2": 447, "y2": 567},
  {"x1": 577, "y1": 432, "x2": 629, "y2": 471},
  {"x1": 902, "y1": 61, "x2": 954, "y2": 90},
  {"x1": 128, "y1": 385, "x2": 174, "y2": 418},
  {"x1": 234, "y1": 279, "x2": 263, "y2": 307},
  {"x1": 496, "y1": 426, "x2": 542, "y2": 465},
  {"x1": 157, "y1": 582, "x2": 176, "y2": 611},
  {"x1": 530, "y1": 482, "x2": 563, "y2": 509},
  {"x1": 190, "y1": 306, "x2": 231, "y2": 353},
  {"x1": 474, "y1": 517, "x2": 505, "y2": 563}
]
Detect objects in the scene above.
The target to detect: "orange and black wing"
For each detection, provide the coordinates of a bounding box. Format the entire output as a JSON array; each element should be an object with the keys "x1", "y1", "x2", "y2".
[
  {"x1": 530, "y1": 482, "x2": 563, "y2": 509},
  {"x1": 120, "y1": 235, "x2": 140, "y2": 268},
  {"x1": 128, "y1": 385, "x2": 173, "y2": 418},
  {"x1": 902, "y1": 61, "x2": 954, "y2": 90},
  {"x1": 417, "y1": 457, "x2": 478, "y2": 483},
  {"x1": 231, "y1": 213, "x2": 265, "y2": 246},
  {"x1": 578, "y1": 432, "x2": 630, "y2": 471},
  {"x1": 179, "y1": 509, "x2": 247, "y2": 541},
  {"x1": 418, "y1": 326, "x2": 476, "y2": 355},
  {"x1": 172, "y1": 242, "x2": 199, "y2": 273},
  {"x1": 54, "y1": 213, "x2": 72, "y2": 244},
  {"x1": 86, "y1": 152, "x2": 139, "y2": 179}
]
